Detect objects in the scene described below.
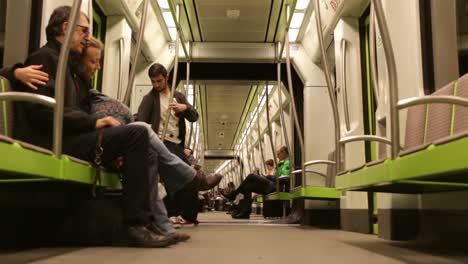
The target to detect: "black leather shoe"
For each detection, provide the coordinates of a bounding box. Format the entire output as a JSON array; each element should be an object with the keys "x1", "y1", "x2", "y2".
[
  {"x1": 187, "y1": 170, "x2": 223, "y2": 191},
  {"x1": 232, "y1": 212, "x2": 250, "y2": 219},
  {"x1": 114, "y1": 225, "x2": 175, "y2": 248}
]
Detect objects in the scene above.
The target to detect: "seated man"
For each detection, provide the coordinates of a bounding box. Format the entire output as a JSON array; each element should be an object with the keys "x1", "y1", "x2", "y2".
[
  {"x1": 81, "y1": 37, "x2": 223, "y2": 242},
  {"x1": 224, "y1": 146, "x2": 290, "y2": 219},
  {"x1": 13, "y1": 6, "x2": 193, "y2": 248}
]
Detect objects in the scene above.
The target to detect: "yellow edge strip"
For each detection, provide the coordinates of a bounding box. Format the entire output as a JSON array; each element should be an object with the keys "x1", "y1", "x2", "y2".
[
  {"x1": 423, "y1": 104, "x2": 429, "y2": 144},
  {"x1": 450, "y1": 80, "x2": 458, "y2": 136},
  {"x1": 1, "y1": 78, "x2": 8, "y2": 137}
]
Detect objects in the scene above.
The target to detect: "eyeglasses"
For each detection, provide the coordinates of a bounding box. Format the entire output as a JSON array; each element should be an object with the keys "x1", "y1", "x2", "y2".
[{"x1": 76, "y1": 24, "x2": 90, "y2": 35}]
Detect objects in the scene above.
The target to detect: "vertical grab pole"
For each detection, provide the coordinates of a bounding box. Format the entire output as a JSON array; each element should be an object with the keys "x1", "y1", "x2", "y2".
[
  {"x1": 265, "y1": 76, "x2": 279, "y2": 191},
  {"x1": 117, "y1": 38, "x2": 125, "y2": 99},
  {"x1": 256, "y1": 93, "x2": 267, "y2": 174},
  {"x1": 53, "y1": 0, "x2": 82, "y2": 157},
  {"x1": 369, "y1": 5, "x2": 380, "y2": 104},
  {"x1": 186, "y1": 42, "x2": 195, "y2": 147},
  {"x1": 277, "y1": 42, "x2": 292, "y2": 180},
  {"x1": 372, "y1": 0, "x2": 399, "y2": 159},
  {"x1": 123, "y1": 0, "x2": 149, "y2": 106},
  {"x1": 162, "y1": 4, "x2": 181, "y2": 141},
  {"x1": 185, "y1": 42, "x2": 191, "y2": 96},
  {"x1": 284, "y1": 4, "x2": 306, "y2": 189},
  {"x1": 314, "y1": 0, "x2": 342, "y2": 178}
]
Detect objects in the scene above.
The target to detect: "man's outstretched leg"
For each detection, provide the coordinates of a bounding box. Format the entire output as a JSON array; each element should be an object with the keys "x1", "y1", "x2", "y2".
[{"x1": 129, "y1": 122, "x2": 223, "y2": 193}]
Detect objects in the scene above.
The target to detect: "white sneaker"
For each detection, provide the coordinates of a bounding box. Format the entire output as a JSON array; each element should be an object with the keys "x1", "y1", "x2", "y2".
[
  {"x1": 176, "y1": 215, "x2": 187, "y2": 224},
  {"x1": 169, "y1": 216, "x2": 181, "y2": 229}
]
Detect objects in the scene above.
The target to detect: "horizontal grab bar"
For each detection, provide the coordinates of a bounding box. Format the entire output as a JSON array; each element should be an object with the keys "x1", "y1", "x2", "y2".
[
  {"x1": 398, "y1": 95, "x2": 468, "y2": 110},
  {"x1": 0, "y1": 92, "x2": 56, "y2": 108},
  {"x1": 340, "y1": 135, "x2": 392, "y2": 145},
  {"x1": 304, "y1": 160, "x2": 336, "y2": 167}
]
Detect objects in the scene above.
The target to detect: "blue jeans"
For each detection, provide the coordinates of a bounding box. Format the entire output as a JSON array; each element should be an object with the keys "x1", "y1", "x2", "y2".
[
  {"x1": 128, "y1": 122, "x2": 196, "y2": 235},
  {"x1": 129, "y1": 122, "x2": 196, "y2": 193}
]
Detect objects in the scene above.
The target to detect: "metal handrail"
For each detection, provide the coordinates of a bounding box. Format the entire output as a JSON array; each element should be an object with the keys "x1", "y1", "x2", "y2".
[
  {"x1": 117, "y1": 38, "x2": 125, "y2": 100},
  {"x1": 169, "y1": 4, "x2": 189, "y2": 59},
  {"x1": 161, "y1": 4, "x2": 181, "y2": 142},
  {"x1": 304, "y1": 159, "x2": 336, "y2": 167},
  {"x1": 285, "y1": 3, "x2": 306, "y2": 190},
  {"x1": 369, "y1": 5, "x2": 380, "y2": 104},
  {"x1": 0, "y1": 92, "x2": 56, "y2": 108},
  {"x1": 265, "y1": 77, "x2": 280, "y2": 191},
  {"x1": 123, "y1": 0, "x2": 149, "y2": 106},
  {"x1": 256, "y1": 111, "x2": 267, "y2": 174},
  {"x1": 53, "y1": 0, "x2": 82, "y2": 157},
  {"x1": 314, "y1": 0, "x2": 342, "y2": 182},
  {"x1": 339, "y1": 135, "x2": 392, "y2": 145},
  {"x1": 292, "y1": 169, "x2": 328, "y2": 178},
  {"x1": 185, "y1": 41, "x2": 191, "y2": 97},
  {"x1": 372, "y1": 0, "x2": 399, "y2": 159},
  {"x1": 398, "y1": 96, "x2": 468, "y2": 110},
  {"x1": 341, "y1": 39, "x2": 351, "y2": 131},
  {"x1": 250, "y1": 140, "x2": 255, "y2": 172},
  {"x1": 271, "y1": 41, "x2": 292, "y2": 191},
  {"x1": 88, "y1": 0, "x2": 93, "y2": 36},
  {"x1": 185, "y1": 42, "x2": 194, "y2": 146},
  {"x1": 278, "y1": 1, "x2": 298, "y2": 64}
]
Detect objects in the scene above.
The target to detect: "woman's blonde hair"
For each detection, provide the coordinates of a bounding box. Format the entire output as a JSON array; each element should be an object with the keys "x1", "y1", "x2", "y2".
[{"x1": 86, "y1": 36, "x2": 104, "y2": 51}]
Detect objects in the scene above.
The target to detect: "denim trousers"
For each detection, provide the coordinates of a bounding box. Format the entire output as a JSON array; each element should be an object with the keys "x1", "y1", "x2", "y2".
[{"x1": 128, "y1": 122, "x2": 196, "y2": 235}]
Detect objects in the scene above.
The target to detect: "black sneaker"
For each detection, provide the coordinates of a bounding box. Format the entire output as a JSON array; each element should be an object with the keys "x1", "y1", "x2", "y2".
[{"x1": 187, "y1": 171, "x2": 223, "y2": 191}]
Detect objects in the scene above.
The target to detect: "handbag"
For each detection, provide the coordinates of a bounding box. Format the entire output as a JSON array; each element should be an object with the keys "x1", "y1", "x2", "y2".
[{"x1": 92, "y1": 129, "x2": 104, "y2": 197}]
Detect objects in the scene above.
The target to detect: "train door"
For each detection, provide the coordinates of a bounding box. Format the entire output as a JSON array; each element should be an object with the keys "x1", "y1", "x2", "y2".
[
  {"x1": 0, "y1": 0, "x2": 5, "y2": 68},
  {"x1": 334, "y1": 13, "x2": 371, "y2": 235}
]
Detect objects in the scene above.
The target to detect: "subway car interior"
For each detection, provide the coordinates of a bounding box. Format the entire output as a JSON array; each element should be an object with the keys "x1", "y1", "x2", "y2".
[{"x1": 1, "y1": 0, "x2": 468, "y2": 263}]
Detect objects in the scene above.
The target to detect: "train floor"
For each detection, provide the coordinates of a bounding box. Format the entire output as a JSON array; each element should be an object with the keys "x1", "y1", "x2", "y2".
[{"x1": 1, "y1": 211, "x2": 468, "y2": 264}]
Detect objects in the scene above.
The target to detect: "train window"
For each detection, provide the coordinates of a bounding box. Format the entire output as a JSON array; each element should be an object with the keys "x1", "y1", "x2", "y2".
[
  {"x1": 0, "y1": 0, "x2": 6, "y2": 68},
  {"x1": 457, "y1": 0, "x2": 468, "y2": 75},
  {"x1": 92, "y1": 2, "x2": 107, "y2": 91}
]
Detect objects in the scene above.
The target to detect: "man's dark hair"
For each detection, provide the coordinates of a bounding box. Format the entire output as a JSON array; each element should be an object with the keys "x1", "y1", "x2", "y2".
[
  {"x1": 45, "y1": 6, "x2": 89, "y2": 42},
  {"x1": 265, "y1": 159, "x2": 274, "y2": 167},
  {"x1": 148, "y1": 63, "x2": 168, "y2": 78},
  {"x1": 46, "y1": 6, "x2": 71, "y2": 41}
]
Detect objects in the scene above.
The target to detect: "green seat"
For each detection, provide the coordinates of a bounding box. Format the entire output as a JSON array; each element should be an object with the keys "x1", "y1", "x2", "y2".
[
  {"x1": 336, "y1": 74, "x2": 468, "y2": 193},
  {"x1": 0, "y1": 76, "x2": 121, "y2": 188},
  {"x1": 265, "y1": 192, "x2": 290, "y2": 201},
  {"x1": 290, "y1": 186, "x2": 341, "y2": 200}
]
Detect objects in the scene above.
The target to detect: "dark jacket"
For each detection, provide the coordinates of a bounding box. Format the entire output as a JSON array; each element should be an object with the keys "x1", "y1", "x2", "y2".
[
  {"x1": 0, "y1": 63, "x2": 24, "y2": 85},
  {"x1": 13, "y1": 39, "x2": 97, "y2": 149},
  {"x1": 137, "y1": 89, "x2": 198, "y2": 147}
]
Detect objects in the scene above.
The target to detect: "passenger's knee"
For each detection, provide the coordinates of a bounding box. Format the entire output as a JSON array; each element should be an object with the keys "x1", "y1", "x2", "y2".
[
  {"x1": 130, "y1": 121, "x2": 152, "y2": 131},
  {"x1": 124, "y1": 125, "x2": 149, "y2": 144}
]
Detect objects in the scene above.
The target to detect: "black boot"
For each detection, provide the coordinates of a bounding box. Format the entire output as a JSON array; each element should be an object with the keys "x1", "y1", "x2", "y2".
[
  {"x1": 232, "y1": 211, "x2": 250, "y2": 219},
  {"x1": 187, "y1": 170, "x2": 223, "y2": 191},
  {"x1": 114, "y1": 225, "x2": 175, "y2": 248}
]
